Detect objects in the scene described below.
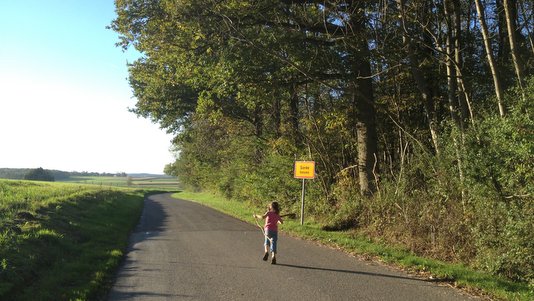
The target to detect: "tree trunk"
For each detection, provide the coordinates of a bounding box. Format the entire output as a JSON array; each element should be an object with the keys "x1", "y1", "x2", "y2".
[
  {"x1": 254, "y1": 104, "x2": 263, "y2": 138},
  {"x1": 475, "y1": 0, "x2": 506, "y2": 117},
  {"x1": 444, "y1": 0, "x2": 462, "y2": 129},
  {"x1": 272, "y1": 91, "x2": 281, "y2": 139},
  {"x1": 444, "y1": 0, "x2": 466, "y2": 204},
  {"x1": 518, "y1": 0, "x2": 534, "y2": 56},
  {"x1": 455, "y1": 0, "x2": 477, "y2": 126},
  {"x1": 452, "y1": 0, "x2": 469, "y2": 124},
  {"x1": 350, "y1": 8, "x2": 378, "y2": 196},
  {"x1": 503, "y1": 0, "x2": 525, "y2": 91},
  {"x1": 496, "y1": 0, "x2": 508, "y2": 62},
  {"x1": 289, "y1": 83, "x2": 301, "y2": 146},
  {"x1": 396, "y1": 0, "x2": 440, "y2": 154}
]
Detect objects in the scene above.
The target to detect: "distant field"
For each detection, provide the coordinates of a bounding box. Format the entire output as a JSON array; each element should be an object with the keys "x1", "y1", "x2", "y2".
[
  {"x1": 63, "y1": 176, "x2": 181, "y2": 191},
  {"x1": 0, "y1": 179, "x2": 145, "y2": 300}
]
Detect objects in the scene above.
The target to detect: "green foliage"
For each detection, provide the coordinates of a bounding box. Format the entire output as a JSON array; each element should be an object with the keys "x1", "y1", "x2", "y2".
[
  {"x1": 238, "y1": 148, "x2": 300, "y2": 209},
  {"x1": 23, "y1": 168, "x2": 54, "y2": 182},
  {"x1": 463, "y1": 78, "x2": 534, "y2": 283}
]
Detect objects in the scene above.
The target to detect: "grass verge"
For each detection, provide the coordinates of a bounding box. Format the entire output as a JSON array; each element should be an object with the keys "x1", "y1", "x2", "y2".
[
  {"x1": 173, "y1": 190, "x2": 533, "y2": 301},
  {"x1": 0, "y1": 179, "x2": 145, "y2": 301}
]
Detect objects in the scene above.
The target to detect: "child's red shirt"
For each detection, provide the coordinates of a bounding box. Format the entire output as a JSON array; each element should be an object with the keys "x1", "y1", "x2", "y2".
[{"x1": 264, "y1": 211, "x2": 282, "y2": 231}]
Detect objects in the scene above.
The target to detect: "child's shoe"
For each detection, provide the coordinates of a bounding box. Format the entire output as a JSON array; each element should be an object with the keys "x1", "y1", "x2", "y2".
[
  {"x1": 262, "y1": 252, "x2": 269, "y2": 261},
  {"x1": 271, "y1": 257, "x2": 276, "y2": 265}
]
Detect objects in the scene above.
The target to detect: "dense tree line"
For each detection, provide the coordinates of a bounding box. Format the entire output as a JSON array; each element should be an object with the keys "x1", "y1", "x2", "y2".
[
  {"x1": 23, "y1": 168, "x2": 55, "y2": 182},
  {"x1": 0, "y1": 168, "x2": 127, "y2": 180},
  {"x1": 112, "y1": 0, "x2": 533, "y2": 283}
]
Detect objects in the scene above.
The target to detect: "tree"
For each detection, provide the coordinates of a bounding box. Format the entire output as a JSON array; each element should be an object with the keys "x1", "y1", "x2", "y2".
[
  {"x1": 24, "y1": 168, "x2": 54, "y2": 182},
  {"x1": 475, "y1": 0, "x2": 506, "y2": 116},
  {"x1": 503, "y1": 0, "x2": 526, "y2": 92},
  {"x1": 112, "y1": 0, "x2": 380, "y2": 195},
  {"x1": 396, "y1": 0, "x2": 441, "y2": 154}
]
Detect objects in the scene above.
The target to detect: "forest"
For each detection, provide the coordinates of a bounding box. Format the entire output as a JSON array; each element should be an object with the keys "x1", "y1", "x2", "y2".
[
  {"x1": 0, "y1": 168, "x2": 127, "y2": 181},
  {"x1": 111, "y1": 0, "x2": 533, "y2": 285}
]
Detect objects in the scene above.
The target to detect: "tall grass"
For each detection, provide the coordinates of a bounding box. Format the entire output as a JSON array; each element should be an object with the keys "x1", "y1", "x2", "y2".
[{"x1": 0, "y1": 179, "x2": 145, "y2": 300}]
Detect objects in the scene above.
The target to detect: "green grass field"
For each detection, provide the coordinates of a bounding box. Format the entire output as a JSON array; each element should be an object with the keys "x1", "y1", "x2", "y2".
[
  {"x1": 0, "y1": 179, "x2": 146, "y2": 300},
  {"x1": 173, "y1": 191, "x2": 534, "y2": 301},
  {"x1": 63, "y1": 176, "x2": 180, "y2": 191}
]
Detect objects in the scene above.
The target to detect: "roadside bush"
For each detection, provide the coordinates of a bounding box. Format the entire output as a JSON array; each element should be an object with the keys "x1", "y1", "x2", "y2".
[
  {"x1": 322, "y1": 170, "x2": 362, "y2": 230},
  {"x1": 240, "y1": 151, "x2": 296, "y2": 206},
  {"x1": 464, "y1": 80, "x2": 534, "y2": 283}
]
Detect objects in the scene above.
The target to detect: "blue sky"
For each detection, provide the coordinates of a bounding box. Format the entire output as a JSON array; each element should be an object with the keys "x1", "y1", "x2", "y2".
[{"x1": 0, "y1": 1, "x2": 175, "y2": 174}]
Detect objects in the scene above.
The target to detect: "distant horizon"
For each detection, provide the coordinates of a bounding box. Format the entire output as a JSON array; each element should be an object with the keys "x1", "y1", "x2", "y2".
[{"x1": 0, "y1": 167, "x2": 168, "y2": 176}]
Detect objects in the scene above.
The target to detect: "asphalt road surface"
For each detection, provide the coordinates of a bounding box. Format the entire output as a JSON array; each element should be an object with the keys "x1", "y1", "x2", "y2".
[{"x1": 107, "y1": 193, "x2": 479, "y2": 301}]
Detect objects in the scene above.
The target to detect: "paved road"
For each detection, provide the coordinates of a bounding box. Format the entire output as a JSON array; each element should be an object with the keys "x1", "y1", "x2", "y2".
[{"x1": 107, "y1": 193, "x2": 479, "y2": 301}]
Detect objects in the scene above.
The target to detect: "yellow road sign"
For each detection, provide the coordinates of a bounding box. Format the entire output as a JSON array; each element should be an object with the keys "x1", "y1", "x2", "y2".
[{"x1": 294, "y1": 161, "x2": 315, "y2": 179}]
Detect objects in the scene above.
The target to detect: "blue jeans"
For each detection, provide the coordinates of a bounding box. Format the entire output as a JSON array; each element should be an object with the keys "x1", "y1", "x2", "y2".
[{"x1": 264, "y1": 230, "x2": 278, "y2": 253}]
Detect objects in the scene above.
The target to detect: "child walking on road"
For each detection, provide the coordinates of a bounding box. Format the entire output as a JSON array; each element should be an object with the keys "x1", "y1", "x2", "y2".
[{"x1": 253, "y1": 202, "x2": 283, "y2": 264}]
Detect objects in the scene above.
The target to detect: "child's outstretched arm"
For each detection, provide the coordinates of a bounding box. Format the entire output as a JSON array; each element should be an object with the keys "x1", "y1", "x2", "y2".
[{"x1": 253, "y1": 212, "x2": 268, "y2": 219}]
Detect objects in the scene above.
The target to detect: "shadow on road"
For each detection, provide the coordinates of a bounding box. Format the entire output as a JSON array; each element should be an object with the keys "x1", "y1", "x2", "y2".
[
  {"x1": 276, "y1": 263, "x2": 428, "y2": 282},
  {"x1": 108, "y1": 290, "x2": 193, "y2": 300},
  {"x1": 107, "y1": 194, "x2": 172, "y2": 300},
  {"x1": 135, "y1": 194, "x2": 170, "y2": 233}
]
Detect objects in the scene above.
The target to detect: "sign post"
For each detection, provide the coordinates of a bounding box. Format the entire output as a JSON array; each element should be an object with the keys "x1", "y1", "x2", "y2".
[
  {"x1": 293, "y1": 161, "x2": 315, "y2": 225},
  {"x1": 300, "y1": 178, "x2": 305, "y2": 225}
]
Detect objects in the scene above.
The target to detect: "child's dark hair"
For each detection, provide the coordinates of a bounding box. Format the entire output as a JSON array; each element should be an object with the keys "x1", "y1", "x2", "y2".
[{"x1": 271, "y1": 201, "x2": 280, "y2": 214}]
